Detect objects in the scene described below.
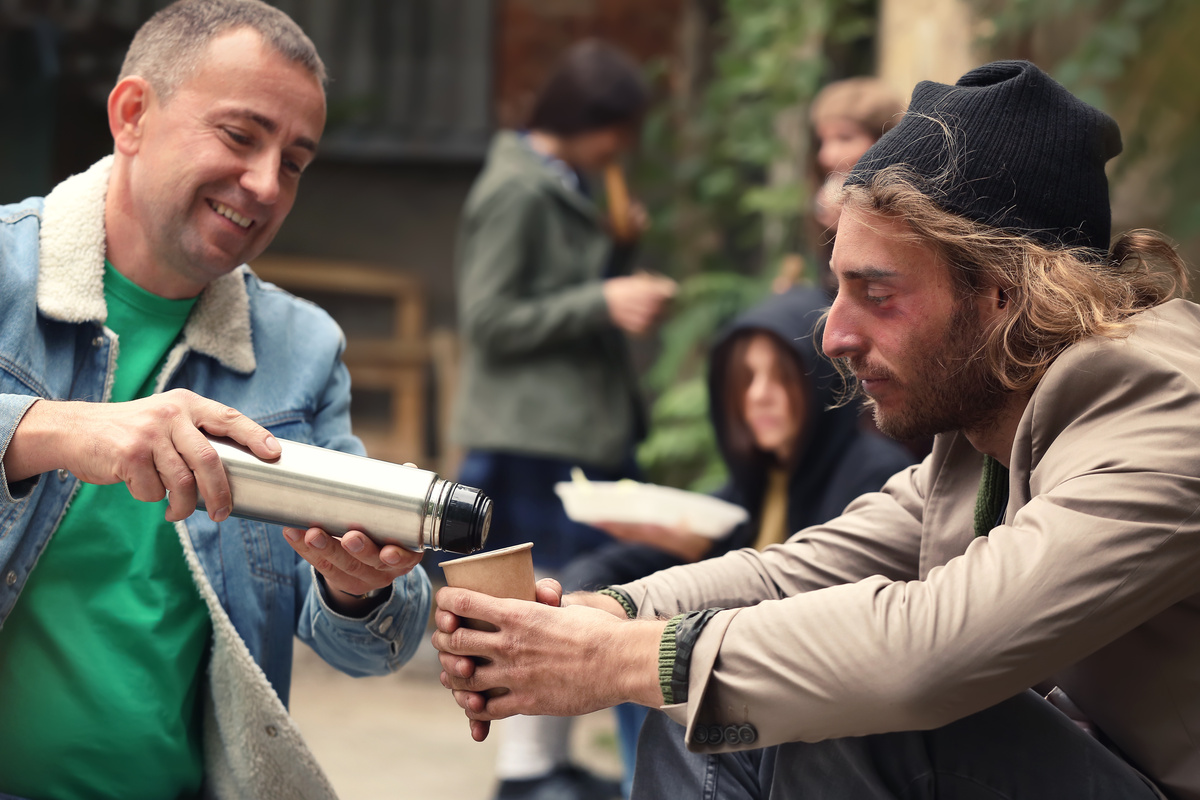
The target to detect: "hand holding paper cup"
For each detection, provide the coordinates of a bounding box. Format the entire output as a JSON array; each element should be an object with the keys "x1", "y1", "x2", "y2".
[
  {"x1": 442, "y1": 542, "x2": 537, "y2": 626},
  {"x1": 441, "y1": 542, "x2": 536, "y2": 697}
]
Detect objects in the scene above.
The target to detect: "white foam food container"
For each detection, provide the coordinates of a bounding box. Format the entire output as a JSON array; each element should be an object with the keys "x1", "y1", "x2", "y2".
[{"x1": 554, "y1": 479, "x2": 749, "y2": 539}]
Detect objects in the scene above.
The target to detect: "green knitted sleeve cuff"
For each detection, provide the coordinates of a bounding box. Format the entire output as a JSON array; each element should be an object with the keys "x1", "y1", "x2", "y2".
[
  {"x1": 598, "y1": 587, "x2": 638, "y2": 619},
  {"x1": 659, "y1": 613, "x2": 686, "y2": 705}
]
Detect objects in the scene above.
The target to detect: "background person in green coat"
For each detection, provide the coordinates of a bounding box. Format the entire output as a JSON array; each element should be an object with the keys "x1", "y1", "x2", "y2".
[{"x1": 449, "y1": 40, "x2": 675, "y2": 800}]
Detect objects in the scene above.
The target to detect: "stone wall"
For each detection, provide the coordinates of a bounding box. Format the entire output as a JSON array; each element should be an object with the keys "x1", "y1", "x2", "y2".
[{"x1": 876, "y1": 0, "x2": 981, "y2": 102}]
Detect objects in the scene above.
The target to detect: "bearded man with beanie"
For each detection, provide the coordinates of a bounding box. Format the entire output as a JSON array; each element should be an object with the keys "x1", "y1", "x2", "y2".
[{"x1": 434, "y1": 60, "x2": 1197, "y2": 799}]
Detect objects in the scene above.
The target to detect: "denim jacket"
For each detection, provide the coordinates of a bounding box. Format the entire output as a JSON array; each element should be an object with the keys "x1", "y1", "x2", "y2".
[{"x1": 0, "y1": 157, "x2": 432, "y2": 799}]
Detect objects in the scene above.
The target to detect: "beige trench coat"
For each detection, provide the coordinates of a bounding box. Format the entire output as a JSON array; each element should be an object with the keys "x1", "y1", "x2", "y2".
[{"x1": 622, "y1": 298, "x2": 1200, "y2": 799}]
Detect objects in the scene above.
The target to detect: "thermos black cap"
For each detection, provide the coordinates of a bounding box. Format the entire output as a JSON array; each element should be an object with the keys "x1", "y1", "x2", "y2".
[{"x1": 440, "y1": 483, "x2": 492, "y2": 554}]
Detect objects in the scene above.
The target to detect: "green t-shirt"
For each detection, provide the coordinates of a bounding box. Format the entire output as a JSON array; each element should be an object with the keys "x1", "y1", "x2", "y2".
[{"x1": 0, "y1": 263, "x2": 211, "y2": 800}]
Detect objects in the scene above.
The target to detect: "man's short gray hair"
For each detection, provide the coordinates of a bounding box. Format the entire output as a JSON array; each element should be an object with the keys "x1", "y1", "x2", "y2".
[{"x1": 118, "y1": 0, "x2": 326, "y2": 101}]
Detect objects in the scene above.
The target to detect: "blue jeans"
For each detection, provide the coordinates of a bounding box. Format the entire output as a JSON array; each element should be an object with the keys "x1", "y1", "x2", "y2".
[
  {"x1": 630, "y1": 691, "x2": 1159, "y2": 799},
  {"x1": 616, "y1": 702, "x2": 650, "y2": 797}
]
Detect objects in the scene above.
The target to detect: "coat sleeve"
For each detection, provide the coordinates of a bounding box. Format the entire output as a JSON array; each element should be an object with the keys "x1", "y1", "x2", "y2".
[
  {"x1": 292, "y1": 339, "x2": 432, "y2": 676},
  {"x1": 457, "y1": 185, "x2": 612, "y2": 359},
  {"x1": 619, "y1": 461, "x2": 928, "y2": 619},
  {"x1": 649, "y1": 334, "x2": 1200, "y2": 752},
  {"x1": 0, "y1": 393, "x2": 40, "y2": 503}
]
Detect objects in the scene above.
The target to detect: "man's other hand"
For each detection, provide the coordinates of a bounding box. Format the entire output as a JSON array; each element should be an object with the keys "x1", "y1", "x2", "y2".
[
  {"x1": 593, "y1": 520, "x2": 714, "y2": 563},
  {"x1": 603, "y1": 273, "x2": 677, "y2": 336},
  {"x1": 282, "y1": 526, "x2": 422, "y2": 615}
]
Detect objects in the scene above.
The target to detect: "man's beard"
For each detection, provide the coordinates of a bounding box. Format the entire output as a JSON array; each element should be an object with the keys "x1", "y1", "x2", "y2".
[{"x1": 853, "y1": 299, "x2": 1009, "y2": 442}]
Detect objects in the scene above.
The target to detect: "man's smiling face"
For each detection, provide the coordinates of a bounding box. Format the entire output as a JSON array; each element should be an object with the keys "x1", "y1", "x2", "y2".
[{"x1": 123, "y1": 26, "x2": 325, "y2": 291}]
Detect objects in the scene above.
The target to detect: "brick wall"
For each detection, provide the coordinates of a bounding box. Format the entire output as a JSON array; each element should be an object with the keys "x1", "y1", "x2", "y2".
[{"x1": 494, "y1": 0, "x2": 686, "y2": 128}]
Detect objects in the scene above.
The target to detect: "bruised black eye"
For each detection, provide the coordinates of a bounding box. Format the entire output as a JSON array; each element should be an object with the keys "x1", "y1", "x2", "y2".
[{"x1": 224, "y1": 128, "x2": 252, "y2": 146}]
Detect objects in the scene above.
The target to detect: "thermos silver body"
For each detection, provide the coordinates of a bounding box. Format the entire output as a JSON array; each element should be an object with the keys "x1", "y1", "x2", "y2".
[{"x1": 196, "y1": 437, "x2": 491, "y2": 554}]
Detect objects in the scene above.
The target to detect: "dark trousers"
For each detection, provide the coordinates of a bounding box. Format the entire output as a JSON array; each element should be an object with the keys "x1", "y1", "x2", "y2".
[{"x1": 631, "y1": 691, "x2": 1160, "y2": 800}]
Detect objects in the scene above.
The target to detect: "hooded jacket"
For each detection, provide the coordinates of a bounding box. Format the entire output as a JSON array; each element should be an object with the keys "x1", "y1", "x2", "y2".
[
  {"x1": 561, "y1": 287, "x2": 912, "y2": 590},
  {"x1": 705, "y1": 286, "x2": 913, "y2": 554}
]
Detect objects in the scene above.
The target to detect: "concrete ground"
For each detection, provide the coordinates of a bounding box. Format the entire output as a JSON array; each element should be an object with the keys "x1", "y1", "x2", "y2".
[{"x1": 290, "y1": 633, "x2": 624, "y2": 800}]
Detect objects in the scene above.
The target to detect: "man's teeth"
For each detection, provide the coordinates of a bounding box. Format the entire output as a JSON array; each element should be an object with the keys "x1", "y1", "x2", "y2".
[{"x1": 212, "y1": 201, "x2": 252, "y2": 228}]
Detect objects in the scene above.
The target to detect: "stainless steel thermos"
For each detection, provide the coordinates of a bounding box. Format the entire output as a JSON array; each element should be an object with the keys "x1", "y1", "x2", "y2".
[{"x1": 195, "y1": 436, "x2": 491, "y2": 554}]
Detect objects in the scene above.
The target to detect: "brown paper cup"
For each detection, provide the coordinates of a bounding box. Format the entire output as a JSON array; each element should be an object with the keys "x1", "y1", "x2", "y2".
[
  {"x1": 442, "y1": 542, "x2": 536, "y2": 617},
  {"x1": 441, "y1": 542, "x2": 536, "y2": 698}
]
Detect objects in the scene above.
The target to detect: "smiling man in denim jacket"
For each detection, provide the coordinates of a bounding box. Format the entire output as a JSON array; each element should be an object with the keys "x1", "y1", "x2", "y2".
[{"x1": 0, "y1": 2, "x2": 430, "y2": 798}]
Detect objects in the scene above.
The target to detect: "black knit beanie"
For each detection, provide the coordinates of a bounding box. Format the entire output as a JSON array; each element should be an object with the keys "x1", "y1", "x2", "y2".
[{"x1": 844, "y1": 60, "x2": 1122, "y2": 257}]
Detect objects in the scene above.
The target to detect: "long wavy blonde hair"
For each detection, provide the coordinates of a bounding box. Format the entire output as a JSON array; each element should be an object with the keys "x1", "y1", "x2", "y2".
[{"x1": 835, "y1": 165, "x2": 1189, "y2": 393}]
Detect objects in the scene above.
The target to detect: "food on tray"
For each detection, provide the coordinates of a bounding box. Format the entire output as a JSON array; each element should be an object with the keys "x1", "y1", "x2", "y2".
[{"x1": 555, "y1": 475, "x2": 749, "y2": 539}]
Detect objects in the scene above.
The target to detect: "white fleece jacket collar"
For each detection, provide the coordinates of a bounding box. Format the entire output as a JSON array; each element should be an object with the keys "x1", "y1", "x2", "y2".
[
  {"x1": 176, "y1": 524, "x2": 337, "y2": 800},
  {"x1": 38, "y1": 156, "x2": 257, "y2": 374}
]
